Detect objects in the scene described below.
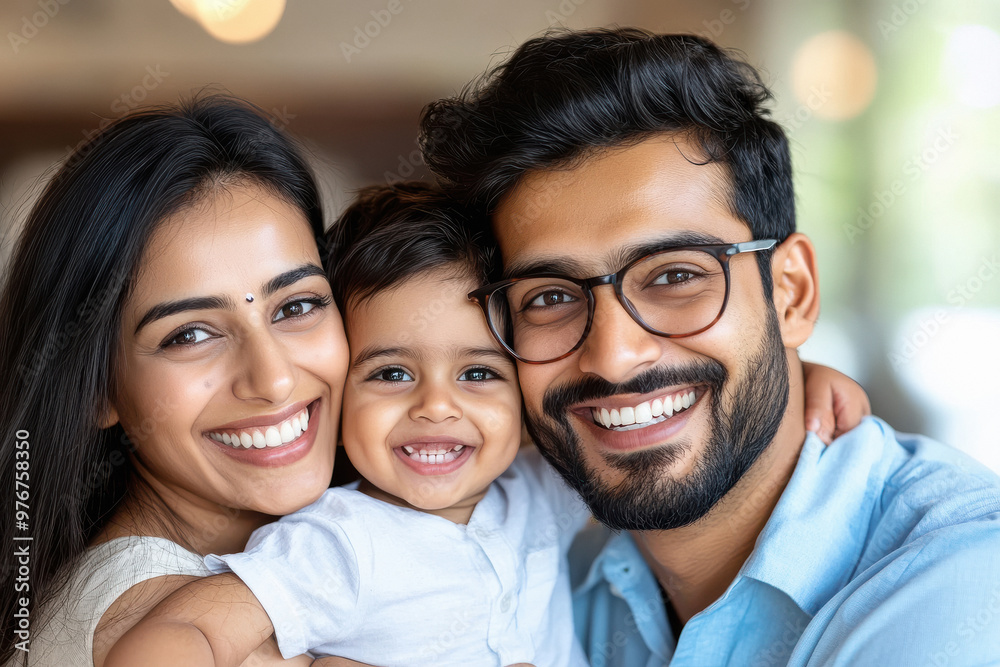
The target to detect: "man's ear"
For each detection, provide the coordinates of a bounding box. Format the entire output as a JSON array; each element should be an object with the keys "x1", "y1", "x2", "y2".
[{"x1": 770, "y1": 233, "x2": 820, "y2": 348}]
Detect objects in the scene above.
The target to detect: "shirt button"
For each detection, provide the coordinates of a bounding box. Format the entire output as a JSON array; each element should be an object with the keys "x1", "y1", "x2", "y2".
[{"x1": 500, "y1": 593, "x2": 512, "y2": 612}]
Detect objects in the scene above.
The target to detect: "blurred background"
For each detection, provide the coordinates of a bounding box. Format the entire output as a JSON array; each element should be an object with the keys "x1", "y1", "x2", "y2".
[{"x1": 1, "y1": 0, "x2": 998, "y2": 469}]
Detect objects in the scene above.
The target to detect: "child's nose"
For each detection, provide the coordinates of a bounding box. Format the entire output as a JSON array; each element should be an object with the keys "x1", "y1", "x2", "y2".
[{"x1": 408, "y1": 380, "x2": 463, "y2": 423}]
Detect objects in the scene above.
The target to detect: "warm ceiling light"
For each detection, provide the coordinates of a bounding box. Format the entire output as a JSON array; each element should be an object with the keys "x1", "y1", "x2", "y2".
[
  {"x1": 171, "y1": 0, "x2": 285, "y2": 44},
  {"x1": 792, "y1": 30, "x2": 878, "y2": 121}
]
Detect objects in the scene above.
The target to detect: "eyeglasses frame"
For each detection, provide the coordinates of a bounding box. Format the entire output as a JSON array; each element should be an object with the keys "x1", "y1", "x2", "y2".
[{"x1": 467, "y1": 239, "x2": 779, "y2": 364}]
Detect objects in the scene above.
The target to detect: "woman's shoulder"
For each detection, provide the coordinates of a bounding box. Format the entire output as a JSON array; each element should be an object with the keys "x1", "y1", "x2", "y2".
[{"x1": 30, "y1": 536, "x2": 211, "y2": 667}]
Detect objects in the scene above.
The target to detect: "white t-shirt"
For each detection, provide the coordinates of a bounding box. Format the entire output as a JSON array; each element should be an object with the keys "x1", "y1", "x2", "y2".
[
  {"x1": 207, "y1": 447, "x2": 591, "y2": 667},
  {"x1": 26, "y1": 536, "x2": 210, "y2": 666}
]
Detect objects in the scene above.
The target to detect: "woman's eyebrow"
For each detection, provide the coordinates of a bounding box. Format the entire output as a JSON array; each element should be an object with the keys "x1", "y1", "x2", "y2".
[
  {"x1": 134, "y1": 263, "x2": 326, "y2": 335},
  {"x1": 260, "y1": 263, "x2": 326, "y2": 299}
]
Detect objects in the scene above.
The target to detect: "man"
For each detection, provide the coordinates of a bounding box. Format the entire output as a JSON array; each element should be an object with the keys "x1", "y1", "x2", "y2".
[{"x1": 421, "y1": 28, "x2": 1000, "y2": 666}]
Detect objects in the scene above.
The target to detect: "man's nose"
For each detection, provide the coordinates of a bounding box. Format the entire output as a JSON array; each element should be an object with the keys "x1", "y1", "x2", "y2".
[{"x1": 576, "y1": 286, "x2": 663, "y2": 383}]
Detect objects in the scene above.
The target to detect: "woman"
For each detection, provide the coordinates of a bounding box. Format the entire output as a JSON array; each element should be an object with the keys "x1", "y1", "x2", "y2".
[{"x1": 0, "y1": 95, "x2": 347, "y2": 666}]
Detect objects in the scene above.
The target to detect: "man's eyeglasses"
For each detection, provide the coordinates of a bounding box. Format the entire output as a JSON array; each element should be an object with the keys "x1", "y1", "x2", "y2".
[{"x1": 468, "y1": 239, "x2": 778, "y2": 364}]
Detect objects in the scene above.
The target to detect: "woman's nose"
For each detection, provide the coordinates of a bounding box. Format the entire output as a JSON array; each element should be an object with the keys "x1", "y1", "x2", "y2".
[{"x1": 232, "y1": 329, "x2": 296, "y2": 405}]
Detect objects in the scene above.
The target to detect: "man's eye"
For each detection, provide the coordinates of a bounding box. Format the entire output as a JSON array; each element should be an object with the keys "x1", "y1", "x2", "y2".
[
  {"x1": 163, "y1": 328, "x2": 211, "y2": 348},
  {"x1": 375, "y1": 368, "x2": 413, "y2": 382},
  {"x1": 653, "y1": 270, "x2": 696, "y2": 285},
  {"x1": 527, "y1": 291, "x2": 578, "y2": 308},
  {"x1": 459, "y1": 367, "x2": 499, "y2": 382}
]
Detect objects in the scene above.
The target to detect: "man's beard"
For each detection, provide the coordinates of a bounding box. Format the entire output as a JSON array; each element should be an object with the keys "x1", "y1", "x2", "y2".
[{"x1": 526, "y1": 311, "x2": 789, "y2": 531}]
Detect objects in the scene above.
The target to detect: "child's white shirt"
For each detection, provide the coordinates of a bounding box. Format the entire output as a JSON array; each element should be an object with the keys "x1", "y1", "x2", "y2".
[{"x1": 206, "y1": 447, "x2": 591, "y2": 666}]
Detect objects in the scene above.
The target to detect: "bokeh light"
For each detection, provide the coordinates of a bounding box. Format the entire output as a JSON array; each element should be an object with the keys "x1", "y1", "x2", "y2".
[
  {"x1": 942, "y1": 25, "x2": 1000, "y2": 109},
  {"x1": 792, "y1": 30, "x2": 877, "y2": 121},
  {"x1": 170, "y1": 0, "x2": 285, "y2": 44}
]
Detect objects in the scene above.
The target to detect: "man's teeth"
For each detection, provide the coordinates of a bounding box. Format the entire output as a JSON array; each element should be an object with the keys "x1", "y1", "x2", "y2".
[
  {"x1": 401, "y1": 444, "x2": 466, "y2": 465},
  {"x1": 208, "y1": 408, "x2": 309, "y2": 449},
  {"x1": 591, "y1": 390, "x2": 698, "y2": 430}
]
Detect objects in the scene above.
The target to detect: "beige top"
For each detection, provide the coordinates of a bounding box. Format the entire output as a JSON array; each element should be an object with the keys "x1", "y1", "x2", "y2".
[{"x1": 25, "y1": 536, "x2": 210, "y2": 666}]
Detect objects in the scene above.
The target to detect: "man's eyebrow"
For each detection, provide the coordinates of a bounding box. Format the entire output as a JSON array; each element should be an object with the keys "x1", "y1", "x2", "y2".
[
  {"x1": 502, "y1": 231, "x2": 726, "y2": 279},
  {"x1": 134, "y1": 263, "x2": 326, "y2": 335}
]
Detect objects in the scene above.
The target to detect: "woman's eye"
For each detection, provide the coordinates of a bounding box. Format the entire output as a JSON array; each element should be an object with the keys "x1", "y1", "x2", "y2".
[
  {"x1": 163, "y1": 327, "x2": 212, "y2": 347},
  {"x1": 375, "y1": 368, "x2": 413, "y2": 383},
  {"x1": 273, "y1": 299, "x2": 317, "y2": 322},
  {"x1": 460, "y1": 367, "x2": 499, "y2": 382}
]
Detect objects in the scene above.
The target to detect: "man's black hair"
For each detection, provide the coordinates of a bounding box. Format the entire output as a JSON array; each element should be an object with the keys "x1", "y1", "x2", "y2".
[
  {"x1": 326, "y1": 181, "x2": 493, "y2": 311},
  {"x1": 420, "y1": 28, "x2": 795, "y2": 285}
]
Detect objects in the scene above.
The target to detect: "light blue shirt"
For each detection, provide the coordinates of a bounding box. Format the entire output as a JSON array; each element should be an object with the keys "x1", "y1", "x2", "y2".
[{"x1": 572, "y1": 417, "x2": 1000, "y2": 666}]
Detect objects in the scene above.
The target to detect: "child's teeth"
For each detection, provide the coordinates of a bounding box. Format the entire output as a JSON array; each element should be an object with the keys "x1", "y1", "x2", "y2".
[{"x1": 404, "y1": 444, "x2": 466, "y2": 464}]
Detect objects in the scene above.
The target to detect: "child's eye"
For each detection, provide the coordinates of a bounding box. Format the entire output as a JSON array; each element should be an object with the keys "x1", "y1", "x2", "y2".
[
  {"x1": 371, "y1": 367, "x2": 414, "y2": 383},
  {"x1": 273, "y1": 296, "x2": 331, "y2": 323},
  {"x1": 459, "y1": 367, "x2": 501, "y2": 382},
  {"x1": 161, "y1": 327, "x2": 213, "y2": 349}
]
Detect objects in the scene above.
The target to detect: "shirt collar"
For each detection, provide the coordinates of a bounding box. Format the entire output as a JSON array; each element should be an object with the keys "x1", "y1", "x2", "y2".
[
  {"x1": 577, "y1": 529, "x2": 675, "y2": 659},
  {"x1": 740, "y1": 417, "x2": 894, "y2": 615},
  {"x1": 577, "y1": 418, "x2": 895, "y2": 621}
]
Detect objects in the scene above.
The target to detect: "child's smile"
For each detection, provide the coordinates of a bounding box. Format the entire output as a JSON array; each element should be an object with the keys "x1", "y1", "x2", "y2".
[
  {"x1": 395, "y1": 437, "x2": 474, "y2": 472},
  {"x1": 341, "y1": 267, "x2": 523, "y2": 524}
]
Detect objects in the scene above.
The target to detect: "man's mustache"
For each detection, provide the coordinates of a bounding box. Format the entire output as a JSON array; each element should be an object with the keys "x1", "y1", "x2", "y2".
[{"x1": 541, "y1": 361, "x2": 729, "y2": 422}]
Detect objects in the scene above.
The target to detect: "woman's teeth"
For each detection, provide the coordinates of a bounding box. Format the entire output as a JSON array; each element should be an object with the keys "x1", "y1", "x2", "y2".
[
  {"x1": 401, "y1": 444, "x2": 465, "y2": 465},
  {"x1": 208, "y1": 408, "x2": 309, "y2": 449},
  {"x1": 591, "y1": 390, "x2": 698, "y2": 430}
]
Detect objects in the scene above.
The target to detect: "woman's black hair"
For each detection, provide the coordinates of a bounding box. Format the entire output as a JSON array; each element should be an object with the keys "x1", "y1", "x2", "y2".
[
  {"x1": 0, "y1": 94, "x2": 324, "y2": 664},
  {"x1": 326, "y1": 181, "x2": 493, "y2": 313},
  {"x1": 420, "y1": 28, "x2": 795, "y2": 286}
]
